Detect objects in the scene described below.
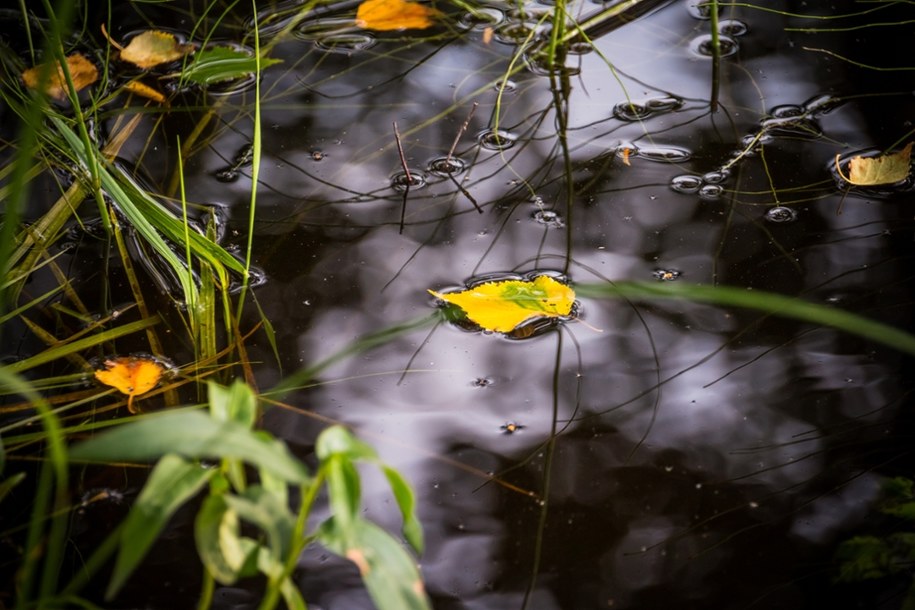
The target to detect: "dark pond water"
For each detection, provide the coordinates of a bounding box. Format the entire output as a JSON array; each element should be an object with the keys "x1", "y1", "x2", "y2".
[{"x1": 8, "y1": 0, "x2": 915, "y2": 608}]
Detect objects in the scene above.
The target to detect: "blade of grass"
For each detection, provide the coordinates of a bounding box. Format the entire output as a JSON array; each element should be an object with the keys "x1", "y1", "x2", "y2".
[{"x1": 575, "y1": 281, "x2": 915, "y2": 356}]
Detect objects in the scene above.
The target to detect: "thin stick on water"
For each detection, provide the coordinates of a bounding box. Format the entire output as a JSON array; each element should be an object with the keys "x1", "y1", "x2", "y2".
[
  {"x1": 393, "y1": 121, "x2": 411, "y2": 233},
  {"x1": 447, "y1": 102, "x2": 479, "y2": 163},
  {"x1": 392, "y1": 121, "x2": 412, "y2": 185}
]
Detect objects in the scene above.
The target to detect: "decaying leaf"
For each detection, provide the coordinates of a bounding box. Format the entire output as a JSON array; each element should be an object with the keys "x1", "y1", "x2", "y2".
[
  {"x1": 356, "y1": 0, "x2": 441, "y2": 31},
  {"x1": 123, "y1": 79, "x2": 167, "y2": 103},
  {"x1": 119, "y1": 30, "x2": 196, "y2": 69},
  {"x1": 429, "y1": 275, "x2": 576, "y2": 333},
  {"x1": 839, "y1": 142, "x2": 913, "y2": 186},
  {"x1": 21, "y1": 53, "x2": 98, "y2": 100},
  {"x1": 94, "y1": 355, "x2": 166, "y2": 413}
]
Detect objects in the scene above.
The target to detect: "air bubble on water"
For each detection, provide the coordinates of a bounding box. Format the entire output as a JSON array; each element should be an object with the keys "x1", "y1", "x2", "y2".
[
  {"x1": 532, "y1": 209, "x2": 565, "y2": 228},
  {"x1": 567, "y1": 41, "x2": 594, "y2": 55},
  {"x1": 698, "y1": 184, "x2": 723, "y2": 200},
  {"x1": 612, "y1": 101, "x2": 652, "y2": 122},
  {"x1": 670, "y1": 175, "x2": 703, "y2": 194},
  {"x1": 686, "y1": 0, "x2": 711, "y2": 19},
  {"x1": 493, "y1": 22, "x2": 535, "y2": 44},
  {"x1": 314, "y1": 32, "x2": 377, "y2": 53},
  {"x1": 638, "y1": 146, "x2": 692, "y2": 163},
  {"x1": 689, "y1": 34, "x2": 738, "y2": 58},
  {"x1": 702, "y1": 170, "x2": 729, "y2": 184},
  {"x1": 390, "y1": 170, "x2": 427, "y2": 191},
  {"x1": 718, "y1": 18, "x2": 748, "y2": 37},
  {"x1": 215, "y1": 168, "x2": 239, "y2": 182},
  {"x1": 478, "y1": 129, "x2": 517, "y2": 150},
  {"x1": 458, "y1": 7, "x2": 505, "y2": 29},
  {"x1": 494, "y1": 79, "x2": 517, "y2": 93},
  {"x1": 764, "y1": 206, "x2": 798, "y2": 223},
  {"x1": 769, "y1": 104, "x2": 804, "y2": 119},
  {"x1": 803, "y1": 93, "x2": 843, "y2": 116},
  {"x1": 613, "y1": 95, "x2": 683, "y2": 122}
]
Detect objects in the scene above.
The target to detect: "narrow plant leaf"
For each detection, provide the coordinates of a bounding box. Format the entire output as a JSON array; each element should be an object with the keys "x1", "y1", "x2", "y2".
[
  {"x1": 181, "y1": 46, "x2": 282, "y2": 85},
  {"x1": 429, "y1": 275, "x2": 576, "y2": 333},
  {"x1": 21, "y1": 53, "x2": 98, "y2": 100},
  {"x1": 123, "y1": 80, "x2": 167, "y2": 103},
  {"x1": 195, "y1": 494, "x2": 259, "y2": 584},
  {"x1": 223, "y1": 486, "x2": 295, "y2": 560},
  {"x1": 94, "y1": 355, "x2": 166, "y2": 413},
  {"x1": 318, "y1": 519, "x2": 432, "y2": 610},
  {"x1": 381, "y1": 465, "x2": 423, "y2": 553},
  {"x1": 107, "y1": 454, "x2": 214, "y2": 598},
  {"x1": 119, "y1": 30, "x2": 195, "y2": 69},
  {"x1": 843, "y1": 142, "x2": 912, "y2": 185},
  {"x1": 69, "y1": 410, "x2": 311, "y2": 484},
  {"x1": 356, "y1": 0, "x2": 440, "y2": 31}
]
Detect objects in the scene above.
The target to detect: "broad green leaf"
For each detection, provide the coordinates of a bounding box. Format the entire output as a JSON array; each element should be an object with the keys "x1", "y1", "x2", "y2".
[
  {"x1": 255, "y1": 548, "x2": 306, "y2": 610},
  {"x1": 429, "y1": 275, "x2": 575, "y2": 333},
  {"x1": 323, "y1": 456, "x2": 362, "y2": 546},
  {"x1": 224, "y1": 486, "x2": 295, "y2": 560},
  {"x1": 382, "y1": 465, "x2": 423, "y2": 553},
  {"x1": 70, "y1": 410, "x2": 311, "y2": 484},
  {"x1": 195, "y1": 494, "x2": 259, "y2": 584},
  {"x1": 316, "y1": 425, "x2": 378, "y2": 461},
  {"x1": 844, "y1": 142, "x2": 912, "y2": 186},
  {"x1": 107, "y1": 454, "x2": 214, "y2": 598},
  {"x1": 181, "y1": 46, "x2": 282, "y2": 86},
  {"x1": 318, "y1": 518, "x2": 431, "y2": 610},
  {"x1": 207, "y1": 379, "x2": 257, "y2": 428}
]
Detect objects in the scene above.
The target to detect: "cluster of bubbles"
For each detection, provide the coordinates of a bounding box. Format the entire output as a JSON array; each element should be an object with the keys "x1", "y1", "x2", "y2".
[
  {"x1": 686, "y1": 2, "x2": 748, "y2": 58},
  {"x1": 612, "y1": 94, "x2": 684, "y2": 122}
]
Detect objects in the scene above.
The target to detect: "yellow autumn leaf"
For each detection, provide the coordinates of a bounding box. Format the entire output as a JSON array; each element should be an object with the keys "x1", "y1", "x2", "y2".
[
  {"x1": 123, "y1": 79, "x2": 167, "y2": 104},
  {"x1": 118, "y1": 30, "x2": 195, "y2": 69},
  {"x1": 429, "y1": 275, "x2": 576, "y2": 333},
  {"x1": 94, "y1": 355, "x2": 166, "y2": 413},
  {"x1": 356, "y1": 0, "x2": 440, "y2": 31},
  {"x1": 841, "y1": 142, "x2": 912, "y2": 186},
  {"x1": 21, "y1": 53, "x2": 98, "y2": 100}
]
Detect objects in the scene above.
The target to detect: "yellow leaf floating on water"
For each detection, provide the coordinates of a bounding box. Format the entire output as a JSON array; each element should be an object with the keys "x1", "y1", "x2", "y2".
[
  {"x1": 94, "y1": 356, "x2": 165, "y2": 413},
  {"x1": 118, "y1": 30, "x2": 196, "y2": 69},
  {"x1": 840, "y1": 142, "x2": 912, "y2": 186},
  {"x1": 429, "y1": 275, "x2": 575, "y2": 333},
  {"x1": 21, "y1": 53, "x2": 98, "y2": 100},
  {"x1": 356, "y1": 0, "x2": 440, "y2": 31}
]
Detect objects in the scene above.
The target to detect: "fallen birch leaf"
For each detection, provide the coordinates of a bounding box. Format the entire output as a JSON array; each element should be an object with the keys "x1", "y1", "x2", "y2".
[
  {"x1": 840, "y1": 142, "x2": 912, "y2": 186},
  {"x1": 94, "y1": 355, "x2": 166, "y2": 413},
  {"x1": 119, "y1": 30, "x2": 195, "y2": 69},
  {"x1": 429, "y1": 275, "x2": 575, "y2": 333},
  {"x1": 21, "y1": 53, "x2": 98, "y2": 100},
  {"x1": 356, "y1": 0, "x2": 440, "y2": 31}
]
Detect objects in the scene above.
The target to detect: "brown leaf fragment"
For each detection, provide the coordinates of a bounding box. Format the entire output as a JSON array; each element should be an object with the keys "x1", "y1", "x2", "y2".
[
  {"x1": 345, "y1": 548, "x2": 370, "y2": 575},
  {"x1": 123, "y1": 80, "x2": 167, "y2": 104},
  {"x1": 21, "y1": 53, "x2": 98, "y2": 100},
  {"x1": 119, "y1": 30, "x2": 195, "y2": 69},
  {"x1": 842, "y1": 142, "x2": 913, "y2": 186}
]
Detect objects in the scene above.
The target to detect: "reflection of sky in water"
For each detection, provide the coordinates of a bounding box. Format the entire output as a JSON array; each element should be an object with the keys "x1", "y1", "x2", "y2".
[{"x1": 217, "y1": 1, "x2": 915, "y2": 607}]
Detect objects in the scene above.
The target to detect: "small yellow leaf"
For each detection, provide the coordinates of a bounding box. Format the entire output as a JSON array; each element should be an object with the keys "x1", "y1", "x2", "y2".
[
  {"x1": 429, "y1": 275, "x2": 575, "y2": 333},
  {"x1": 843, "y1": 142, "x2": 912, "y2": 186},
  {"x1": 119, "y1": 30, "x2": 195, "y2": 69},
  {"x1": 94, "y1": 355, "x2": 165, "y2": 413},
  {"x1": 356, "y1": 0, "x2": 440, "y2": 31},
  {"x1": 123, "y1": 79, "x2": 167, "y2": 104},
  {"x1": 21, "y1": 53, "x2": 98, "y2": 100}
]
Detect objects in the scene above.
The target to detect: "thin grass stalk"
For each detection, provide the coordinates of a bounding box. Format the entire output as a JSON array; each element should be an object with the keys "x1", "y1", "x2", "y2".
[
  {"x1": 709, "y1": 0, "x2": 720, "y2": 111},
  {"x1": 1, "y1": 369, "x2": 69, "y2": 608}
]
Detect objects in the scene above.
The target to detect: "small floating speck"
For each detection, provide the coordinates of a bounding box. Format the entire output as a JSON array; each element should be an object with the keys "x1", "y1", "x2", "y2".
[
  {"x1": 500, "y1": 421, "x2": 525, "y2": 434},
  {"x1": 652, "y1": 269, "x2": 681, "y2": 281},
  {"x1": 532, "y1": 209, "x2": 565, "y2": 228}
]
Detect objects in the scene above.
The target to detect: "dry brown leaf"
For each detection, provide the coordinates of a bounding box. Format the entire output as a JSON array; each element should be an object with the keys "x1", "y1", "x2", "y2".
[
  {"x1": 355, "y1": 0, "x2": 440, "y2": 31},
  {"x1": 119, "y1": 30, "x2": 195, "y2": 69},
  {"x1": 21, "y1": 53, "x2": 98, "y2": 100},
  {"x1": 840, "y1": 142, "x2": 913, "y2": 186},
  {"x1": 123, "y1": 79, "x2": 167, "y2": 104}
]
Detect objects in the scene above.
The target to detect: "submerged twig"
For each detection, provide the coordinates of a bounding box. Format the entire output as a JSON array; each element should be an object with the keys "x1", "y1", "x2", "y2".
[
  {"x1": 393, "y1": 121, "x2": 412, "y2": 233},
  {"x1": 446, "y1": 102, "x2": 478, "y2": 163}
]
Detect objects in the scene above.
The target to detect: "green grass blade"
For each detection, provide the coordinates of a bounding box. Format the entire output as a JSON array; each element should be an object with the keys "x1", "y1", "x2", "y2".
[
  {"x1": 3, "y1": 315, "x2": 160, "y2": 373},
  {"x1": 69, "y1": 409, "x2": 311, "y2": 484},
  {"x1": 575, "y1": 281, "x2": 915, "y2": 356}
]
